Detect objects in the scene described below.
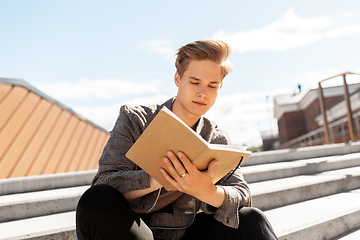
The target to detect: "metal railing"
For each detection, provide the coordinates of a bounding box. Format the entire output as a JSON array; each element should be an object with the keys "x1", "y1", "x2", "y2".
[
  {"x1": 280, "y1": 111, "x2": 360, "y2": 149},
  {"x1": 318, "y1": 72, "x2": 359, "y2": 143}
]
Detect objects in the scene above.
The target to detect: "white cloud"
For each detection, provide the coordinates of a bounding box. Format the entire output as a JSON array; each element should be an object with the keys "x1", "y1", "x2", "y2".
[
  {"x1": 213, "y1": 8, "x2": 360, "y2": 53},
  {"x1": 204, "y1": 89, "x2": 291, "y2": 146},
  {"x1": 35, "y1": 78, "x2": 161, "y2": 100},
  {"x1": 139, "y1": 39, "x2": 176, "y2": 60},
  {"x1": 75, "y1": 103, "x2": 122, "y2": 131},
  {"x1": 74, "y1": 95, "x2": 171, "y2": 131},
  {"x1": 291, "y1": 69, "x2": 360, "y2": 91},
  {"x1": 291, "y1": 69, "x2": 340, "y2": 90}
]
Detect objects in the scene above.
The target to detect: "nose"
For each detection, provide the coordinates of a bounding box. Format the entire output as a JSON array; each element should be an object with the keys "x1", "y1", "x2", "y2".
[{"x1": 197, "y1": 86, "x2": 206, "y2": 98}]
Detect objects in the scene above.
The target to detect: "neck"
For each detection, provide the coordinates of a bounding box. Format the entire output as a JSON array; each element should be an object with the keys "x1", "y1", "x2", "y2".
[{"x1": 172, "y1": 99, "x2": 200, "y2": 129}]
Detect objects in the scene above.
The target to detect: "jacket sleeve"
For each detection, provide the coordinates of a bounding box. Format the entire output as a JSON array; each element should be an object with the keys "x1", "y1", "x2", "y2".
[
  {"x1": 200, "y1": 130, "x2": 252, "y2": 229},
  {"x1": 92, "y1": 105, "x2": 160, "y2": 212}
]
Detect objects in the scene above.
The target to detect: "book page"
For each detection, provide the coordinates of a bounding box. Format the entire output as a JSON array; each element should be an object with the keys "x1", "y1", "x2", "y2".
[
  {"x1": 209, "y1": 144, "x2": 249, "y2": 151},
  {"x1": 193, "y1": 148, "x2": 251, "y2": 184}
]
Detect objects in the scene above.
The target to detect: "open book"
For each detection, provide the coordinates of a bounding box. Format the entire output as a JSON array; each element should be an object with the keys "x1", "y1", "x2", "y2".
[{"x1": 126, "y1": 107, "x2": 252, "y2": 191}]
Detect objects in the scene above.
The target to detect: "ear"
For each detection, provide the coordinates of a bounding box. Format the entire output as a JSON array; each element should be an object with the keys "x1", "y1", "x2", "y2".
[{"x1": 174, "y1": 72, "x2": 181, "y2": 87}]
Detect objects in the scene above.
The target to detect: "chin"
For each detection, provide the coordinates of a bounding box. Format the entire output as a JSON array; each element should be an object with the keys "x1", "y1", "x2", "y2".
[{"x1": 190, "y1": 108, "x2": 209, "y2": 117}]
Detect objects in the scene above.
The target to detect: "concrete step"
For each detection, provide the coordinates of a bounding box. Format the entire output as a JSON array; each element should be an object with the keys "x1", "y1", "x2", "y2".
[
  {"x1": 2, "y1": 162, "x2": 356, "y2": 224},
  {"x1": 0, "y1": 170, "x2": 96, "y2": 195},
  {"x1": 265, "y1": 189, "x2": 360, "y2": 240},
  {"x1": 250, "y1": 166, "x2": 360, "y2": 210},
  {"x1": 2, "y1": 189, "x2": 359, "y2": 240},
  {"x1": 244, "y1": 141, "x2": 360, "y2": 166},
  {"x1": 1, "y1": 165, "x2": 356, "y2": 230},
  {"x1": 0, "y1": 212, "x2": 76, "y2": 240},
  {"x1": 243, "y1": 152, "x2": 360, "y2": 183},
  {"x1": 333, "y1": 228, "x2": 360, "y2": 239},
  {"x1": 0, "y1": 186, "x2": 89, "y2": 223}
]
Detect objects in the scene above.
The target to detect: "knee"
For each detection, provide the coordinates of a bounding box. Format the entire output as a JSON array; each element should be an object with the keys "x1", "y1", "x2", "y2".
[
  {"x1": 239, "y1": 207, "x2": 268, "y2": 224},
  {"x1": 77, "y1": 184, "x2": 126, "y2": 212},
  {"x1": 238, "y1": 207, "x2": 277, "y2": 239}
]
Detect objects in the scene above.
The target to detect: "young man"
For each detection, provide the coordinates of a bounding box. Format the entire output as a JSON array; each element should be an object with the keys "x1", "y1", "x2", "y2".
[{"x1": 76, "y1": 40, "x2": 278, "y2": 240}]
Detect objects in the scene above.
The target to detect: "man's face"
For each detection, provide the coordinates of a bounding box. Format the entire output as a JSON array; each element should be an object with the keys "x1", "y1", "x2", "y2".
[{"x1": 174, "y1": 59, "x2": 223, "y2": 119}]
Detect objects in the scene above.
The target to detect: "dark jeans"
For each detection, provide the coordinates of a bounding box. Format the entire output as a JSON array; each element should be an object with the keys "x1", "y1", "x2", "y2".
[{"x1": 76, "y1": 184, "x2": 278, "y2": 240}]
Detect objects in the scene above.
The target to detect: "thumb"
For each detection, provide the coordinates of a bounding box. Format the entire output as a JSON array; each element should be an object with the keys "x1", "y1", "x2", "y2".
[{"x1": 206, "y1": 159, "x2": 218, "y2": 178}]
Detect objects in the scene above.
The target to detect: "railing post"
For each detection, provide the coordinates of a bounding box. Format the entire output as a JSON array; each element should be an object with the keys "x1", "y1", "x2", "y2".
[
  {"x1": 318, "y1": 82, "x2": 330, "y2": 144},
  {"x1": 343, "y1": 74, "x2": 358, "y2": 141},
  {"x1": 341, "y1": 122, "x2": 346, "y2": 143},
  {"x1": 355, "y1": 115, "x2": 360, "y2": 139}
]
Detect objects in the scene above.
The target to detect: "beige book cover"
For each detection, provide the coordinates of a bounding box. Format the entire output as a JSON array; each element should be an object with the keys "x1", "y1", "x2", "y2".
[{"x1": 126, "y1": 107, "x2": 252, "y2": 191}]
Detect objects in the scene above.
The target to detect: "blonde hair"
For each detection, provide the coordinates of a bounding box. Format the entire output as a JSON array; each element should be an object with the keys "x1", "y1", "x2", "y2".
[{"x1": 175, "y1": 40, "x2": 234, "y2": 80}]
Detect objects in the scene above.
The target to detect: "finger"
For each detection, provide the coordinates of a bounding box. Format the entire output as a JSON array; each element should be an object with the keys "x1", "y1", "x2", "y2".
[
  {"x1": 167, "y1": 151, "x2": 187, "y2": 176},
  {"x1": 163, "y1": 156, "x2": 184, "y2": 179},
  {"x1": 206, "y1": 159, "x2": 218, "y2": 179},
  {"x1": 160, "y1": 168, "x2": 180, "y2": 189},
  {"x1": 177, "y1": 152, "x2": 197, "y2": 174}
]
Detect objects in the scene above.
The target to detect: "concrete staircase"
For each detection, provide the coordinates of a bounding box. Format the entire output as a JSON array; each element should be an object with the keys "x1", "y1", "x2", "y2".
[
  {"x1": 1, "y1": 142, "x2": 360, "y2": 239},
  {"x1": 0, "y1": 171, "x2": 94, "y2": 239}
]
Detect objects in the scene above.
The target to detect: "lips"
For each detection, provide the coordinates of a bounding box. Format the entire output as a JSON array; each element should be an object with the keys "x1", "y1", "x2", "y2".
[{"x1": 192, "y1": 101, "x2": 206, "y2": 106}]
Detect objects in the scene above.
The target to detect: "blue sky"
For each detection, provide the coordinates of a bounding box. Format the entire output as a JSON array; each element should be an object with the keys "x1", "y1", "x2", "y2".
[{"x1": 1, "y1": 0, "x2": 360, "y2": 146}]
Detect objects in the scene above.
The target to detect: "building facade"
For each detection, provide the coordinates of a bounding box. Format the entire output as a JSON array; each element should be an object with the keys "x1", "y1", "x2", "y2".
[{"x1": 273, "y1": 81, "x2": 360, "y2": 149}]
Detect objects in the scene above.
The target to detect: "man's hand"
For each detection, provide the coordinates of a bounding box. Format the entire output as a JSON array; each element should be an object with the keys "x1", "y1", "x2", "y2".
[{"x1": 160, "y1": 151, "x2": 225, "y2": 208}]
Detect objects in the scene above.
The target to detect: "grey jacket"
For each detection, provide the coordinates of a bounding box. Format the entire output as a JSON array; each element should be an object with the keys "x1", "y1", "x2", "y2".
[{"x1": 92, "y1": 97, "x2": 252, "y2": 239}]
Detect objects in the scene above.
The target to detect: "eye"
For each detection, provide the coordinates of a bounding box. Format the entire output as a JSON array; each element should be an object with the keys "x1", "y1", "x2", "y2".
[
  {"x1": 208, "y1": 85, "x2": 217, "y2": 89},
  {"x1": 190, "y1": 81, "x2": 199, "y2": 85}
]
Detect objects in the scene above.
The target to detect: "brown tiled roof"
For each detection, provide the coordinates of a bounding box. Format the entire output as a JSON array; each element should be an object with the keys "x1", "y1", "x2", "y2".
[{"x1": 0, "y1": 78, "x2": 109, "y2": 178}]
